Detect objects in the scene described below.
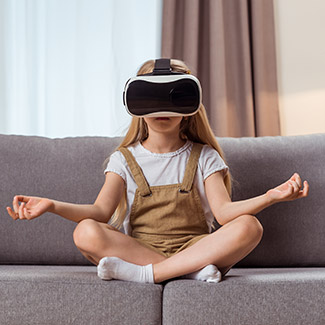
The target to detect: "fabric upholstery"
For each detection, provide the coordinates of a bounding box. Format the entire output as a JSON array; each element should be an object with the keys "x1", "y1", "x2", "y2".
[
  {"x1": 0, "y1": 134, "x2": 324, "y2": 267},
  {"x1": 0, "y1": 265, "x2": 162, "y2": 325},
  {"x1": 0, "y1": 133, "x2": 324, "y2": 325},
  {"x1": 163, "y1": 268, "x2": 325, "y2": 325},
  {"x1": 0, "y1": 135, "x2": 122, "y2": 265},
  {"x1": 217, "y1": 134, "x2": 325, "y2": 267}
]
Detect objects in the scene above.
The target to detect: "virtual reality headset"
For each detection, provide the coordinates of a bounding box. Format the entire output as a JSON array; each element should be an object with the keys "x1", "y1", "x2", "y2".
[{"x1": 123, "y1": 58, "x2": 202, "y2": 117}]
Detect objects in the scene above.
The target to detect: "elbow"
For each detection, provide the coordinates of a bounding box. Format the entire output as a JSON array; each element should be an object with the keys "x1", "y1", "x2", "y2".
[
  {"x1": 214, "y1": 210, "x2": 228, "y2": 226},
  {"x1": 214, "y1": 204, "x2": 230, "y2": 226},
  {"x1": 94, "y1": 216, "x2": 110, "y2": 224},
  {"x1": 215, "y1": 216, "x2": 226, "y2": 226},
  {"x1": 92, "y1": 204, "x2": 111, "y2": 224},
  {"x1": 96, "y1": 214, "x2": 112, "y2": 224}
]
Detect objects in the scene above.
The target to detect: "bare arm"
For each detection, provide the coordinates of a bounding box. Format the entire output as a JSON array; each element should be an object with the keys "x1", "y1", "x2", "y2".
[
  {"x1": 205, "y1": 171, "x2": 309, "y2": 226},
  {"x1": 7, "y1": 172, "x2": 125, "y2": 224}
]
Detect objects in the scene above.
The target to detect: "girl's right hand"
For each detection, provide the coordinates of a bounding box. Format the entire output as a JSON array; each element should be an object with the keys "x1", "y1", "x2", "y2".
[{"x1": 6, "y1": 196, "x2": 54, "y2": 220}]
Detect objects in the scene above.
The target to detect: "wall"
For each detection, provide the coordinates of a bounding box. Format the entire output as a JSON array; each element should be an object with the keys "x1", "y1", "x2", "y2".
[
  {"x1": 0, "y1": 1, "x2": 6, "y2": 132},
  {"x1": 274, "y1": 0, "x2": 325, "y2": 135}
]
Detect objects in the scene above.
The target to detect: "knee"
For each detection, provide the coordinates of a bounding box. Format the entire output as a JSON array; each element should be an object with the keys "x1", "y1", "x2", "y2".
[
  {"x1": 73, "y1": 219, "x2": 101, "y2": 251},
  {"x1": 234, "y1": 215, "x2": 264, "y2": 245}
]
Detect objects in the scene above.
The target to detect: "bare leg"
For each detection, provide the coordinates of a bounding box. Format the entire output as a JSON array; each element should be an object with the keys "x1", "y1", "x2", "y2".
[
  {"x1": 73, "y1": 215, "x2": 263, "y2": 284},
  {"x1": 153, "y1": 214, "x2": 263, "y2": 283},
  {"x1": 73, "y1": 218, "x2": 166, "y2": 266}
]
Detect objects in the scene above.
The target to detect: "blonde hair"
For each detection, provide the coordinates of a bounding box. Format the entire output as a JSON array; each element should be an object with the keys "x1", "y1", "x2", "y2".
[{"x1": 108, "y1": 59, "x2": 232, "y2": 228}]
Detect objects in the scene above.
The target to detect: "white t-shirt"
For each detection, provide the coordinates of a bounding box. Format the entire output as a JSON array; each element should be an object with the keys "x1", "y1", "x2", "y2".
[{"x1": 104, "y1": 141, "x2": 229, "y2": 235}]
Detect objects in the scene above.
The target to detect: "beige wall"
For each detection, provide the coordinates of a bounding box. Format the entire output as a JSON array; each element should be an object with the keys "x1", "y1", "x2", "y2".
[
  {"x1": 274, "y1": 0, "x2": 325, "y2": 136},
  {"x1": 0, "y1": 1, "x2": 6, "y2": 132}
]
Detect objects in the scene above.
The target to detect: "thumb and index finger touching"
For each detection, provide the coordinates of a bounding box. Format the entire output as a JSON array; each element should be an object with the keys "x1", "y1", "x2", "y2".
[
  {"x1": 290, "y1": 173, "x2": 309, "y2": 199},
  {"x1": 6, "y1": 195, "x2": 31, "y2": 220}
]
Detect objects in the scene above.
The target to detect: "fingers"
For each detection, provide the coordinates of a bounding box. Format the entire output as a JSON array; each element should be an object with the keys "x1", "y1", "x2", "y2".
[
  {"x1": 283, "y1": 181, "x2": 294, "y2": 197},
  {"x1": 6, "y1": 206, "x2": 19, "y2": 220},
  {"x1": 291, "y1": 173, "x2": 302, "y2": 188},
  {"x1": 289, "y1": 179, "x2": 300, "y2": 194},
  {"x1": 8, "y1": 195, "x2": 30, "y2": 220},
  {"x1": 12, "y1": 196, "x2": 20, "y2": 215},
  {"x1": 19, "y1": 202, "x2": 26, "y2": 219},
  {"x1": 289, "y1": 173, "x2": 309, "y2": 200},
  {"x1": 298, "y1": 180, "x2": 309, "y2": 199}
]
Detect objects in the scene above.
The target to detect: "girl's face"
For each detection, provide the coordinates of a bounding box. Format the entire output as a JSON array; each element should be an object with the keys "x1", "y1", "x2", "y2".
[{"x1": 143, "y1": 116, "x2": 183, "y2": 136}]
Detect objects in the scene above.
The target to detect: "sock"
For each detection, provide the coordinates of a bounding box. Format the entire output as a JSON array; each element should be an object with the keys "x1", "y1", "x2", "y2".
[
  {"x1": 182, "y1": 264, "x2": 222, "y2": 283},
  {"x1": 97, "y1": 256, "x2": 154, "y2": 283}
]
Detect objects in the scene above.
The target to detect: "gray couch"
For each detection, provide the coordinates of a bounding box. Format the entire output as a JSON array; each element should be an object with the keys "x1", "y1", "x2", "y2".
[{"x1": 0, "y1": 133, "x2": 324, "y2": 325}]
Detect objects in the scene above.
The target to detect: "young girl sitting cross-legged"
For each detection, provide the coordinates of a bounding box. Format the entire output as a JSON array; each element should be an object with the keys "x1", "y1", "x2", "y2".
[{"x1": 7, "y1": 59, "x2": 309, "y2": 284}]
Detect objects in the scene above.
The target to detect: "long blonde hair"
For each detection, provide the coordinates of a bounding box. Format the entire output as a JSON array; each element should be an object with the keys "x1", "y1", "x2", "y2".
[{"x1": 109, "y1": 59, "x2": 232, "y2": 228}]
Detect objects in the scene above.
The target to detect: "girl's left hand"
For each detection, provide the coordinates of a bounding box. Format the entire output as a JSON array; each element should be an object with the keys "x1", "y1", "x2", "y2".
[{"x1": 266, "y1": 173, "x2": 309, "y2": 203}]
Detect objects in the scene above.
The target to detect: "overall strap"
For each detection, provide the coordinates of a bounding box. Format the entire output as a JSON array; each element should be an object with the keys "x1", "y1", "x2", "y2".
[
  {"x1": 180, "y1": 143, "x2": 203, "y2": 192},
  {"x1": 119, "y1": 148, "x2": 152, "y2": 197}
]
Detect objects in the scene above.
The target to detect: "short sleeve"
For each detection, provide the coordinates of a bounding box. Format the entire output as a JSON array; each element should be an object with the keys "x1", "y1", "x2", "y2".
[
  {"x1": 104, "y1": 151, "x2": 127, "y2": 182},
  {"x1": 200, "y1": 145, "x2": 229, "y2": 180}
]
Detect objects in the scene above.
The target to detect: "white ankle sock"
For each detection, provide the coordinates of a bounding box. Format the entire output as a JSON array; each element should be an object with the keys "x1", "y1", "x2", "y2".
[
  {"x1": 97, "y1": 257, "x2": 154, "y2": 283},
  {"x1": 182, "y1": 264, "x2": 222, "y2": 283}
]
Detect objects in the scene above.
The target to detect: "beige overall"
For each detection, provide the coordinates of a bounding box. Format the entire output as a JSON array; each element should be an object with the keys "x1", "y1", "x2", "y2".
[{"x1": 119, "y1": 143, "x2": 210, "y2": 258}]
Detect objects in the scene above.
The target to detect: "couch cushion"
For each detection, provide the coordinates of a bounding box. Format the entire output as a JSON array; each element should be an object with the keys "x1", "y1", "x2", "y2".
[
  {"x1": 1, "y1": 133, "x2": 324, "y2": 267},
  {"x1": 0, "y1": 134, "x2": 122, "y2": 265},
  {"x1": 0, "y1": 265, "x2": 162, "y2": 325},
  {"x1": 218, "y1": 134, "x2": 325, "y2": 267},
  {"x1": 163, "y1": 268, "x2": 325, "y2": 325}
]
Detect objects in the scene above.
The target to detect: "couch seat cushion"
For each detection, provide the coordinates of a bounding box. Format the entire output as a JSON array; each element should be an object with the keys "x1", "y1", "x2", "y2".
[
  {"x1": 0, "y1": 265, "x2": 162, "y2": 325},
  {"x1": 163, "y1": 268, "x2": 325, "y2": 325}
]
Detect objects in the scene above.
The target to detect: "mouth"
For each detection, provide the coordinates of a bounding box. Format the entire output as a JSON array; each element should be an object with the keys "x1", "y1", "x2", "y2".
[{"x1": 155, "y1": 117, "x2": 170, "y2": 121}]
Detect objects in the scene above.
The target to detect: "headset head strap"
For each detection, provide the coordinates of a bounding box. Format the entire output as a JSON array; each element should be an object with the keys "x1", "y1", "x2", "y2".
[{"x1": 152, "y1": 58, "x2": 172, "y2": 75}]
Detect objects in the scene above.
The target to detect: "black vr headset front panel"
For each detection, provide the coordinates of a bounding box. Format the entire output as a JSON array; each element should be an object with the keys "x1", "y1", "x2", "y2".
[
  {"x1": 123, "y1": 59, "x2": 202, "y2": 117},
  {"x1": 125, "y1": 76, "x2": 200, "y2": 117}
]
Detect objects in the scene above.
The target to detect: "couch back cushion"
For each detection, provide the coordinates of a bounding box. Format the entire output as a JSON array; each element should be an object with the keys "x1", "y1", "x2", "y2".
[
  {"x1": 218, "y1": 134, "x2": 325, "y2": 267},
  {"x1": 0, "y1": 133, "x2": 324, "y2": 266},
  {"x1": 0, "y1": 135, "x2": 122, "y2": 265}
]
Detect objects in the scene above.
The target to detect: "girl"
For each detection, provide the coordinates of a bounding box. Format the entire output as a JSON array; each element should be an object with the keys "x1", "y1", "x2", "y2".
[{"x1": 7, "y1": 59, "x2": 309, "y2": 284}]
